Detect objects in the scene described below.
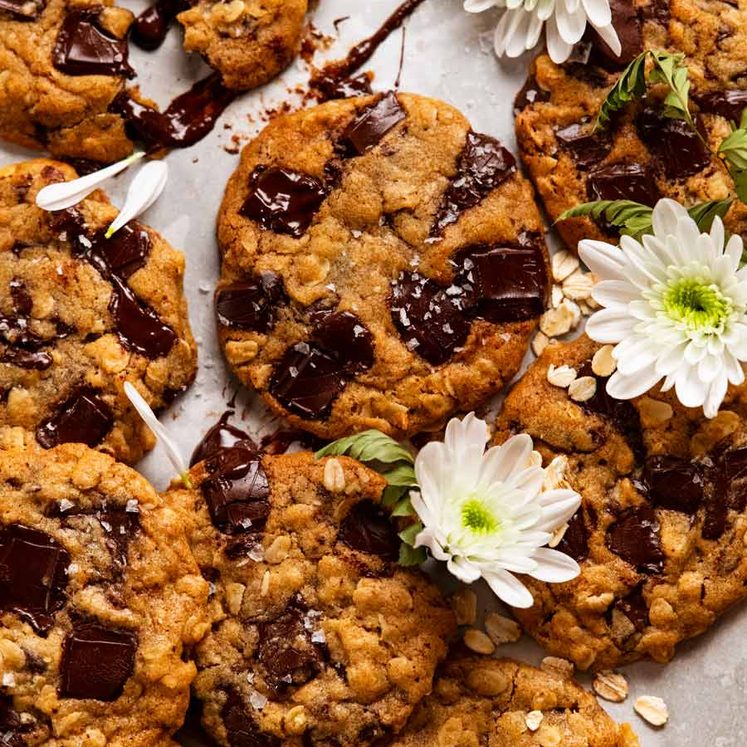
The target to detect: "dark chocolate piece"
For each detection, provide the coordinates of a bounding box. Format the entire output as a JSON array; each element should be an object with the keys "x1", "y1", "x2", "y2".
[
  {"x1": 513, "y1": 75, "x2": 550, "y2": 113},
  {"x1": 587, "y1": 163, "x2": 660, "y2": 205},
  {"x1": 338, "y1": 92, "x2": 406, "y2": 156},
  {"x1": 555, "y1": 122, "x2": 612, "y2": 169},
  {"x1": 313, "y1": 310, "x2": 375, "y2": 374},
  {"x1": 36, "y1": 389, "x2": 113, "y2": 449},
  {"x1": 339, "y1": 501, "x2": 400, "y2": 561},
  {"x1": 643, "y1": 455, "x2": 704, "y2": 514},
  {"x1": 0, "y1": 525, "x2": 70, "y2": 635},
  {"x1": 221, "y1": 689, "x2": 280, "y2": 747},
  {"x1": 556, "y1": 509, "x2": 589, "y2": 562},
  {"x1": 589, "y1": 0, "x2": 643, "y2": 68},
  {"x1": 132, "y1": 0, "x2": 189, "y2": 50},
  {"x1": 191, "y1": 412, "x2": 256, "y2": 467},
  {"x1": 614, "y1": 585, "x2": 649, "y2": 631},
  {"x1": 90, "y1": 223, "x2": 151, "y2": 280},
  {"x1": 215, "y1": 273, "x2": 287, "y2": 332},
  {"x1": 606, "y1": 505, "x2": 664, "y2": 573},
  {"x1": 59, "y1": 620, "x2": 137, "y2": 700},
  {"x1": 97, "y1": 508, "x2": 140, "y2": 566},
  {"x1": 696, "y1": 90, "x2": 747, "y2": 123}
]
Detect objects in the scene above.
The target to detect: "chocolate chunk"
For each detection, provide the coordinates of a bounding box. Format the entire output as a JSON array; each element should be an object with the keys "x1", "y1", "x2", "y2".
[
  {"x1": 0, "y1": 694, "x2": 26, "y2": 747},
  {"x1": 614, "y1": 585, "x2": 648, "y2": 631},
  {"x1": 0, "y1": 0, "x2": 44, "y2": 20},
  {"x1": 202, "y1": 445, "x2": 271, "y2": 535},
  {"x1": 587, "y1": 163, "x2": 660, "y2": 205},
  {"x1": 390, "y1": 272, "x2": 470, "y2": 365},
  {"x1": 0, "y1": 525, "x2": 70, "y2": 635},
  {"x1": 642, "y1": 0, "x2": 670, "y2": 24},
  {"x1": 90, "y1": 223, "x2": 151, "y2": 279},
  {"x1": 697, "y1": 90, "x2": 747, "y2": 123},
  {"x1": 637, "y1": 107, "x2": 711, "y2": 180},
  {"x1": 110, "y1": 73, "x2": 237, "y2": 150},
  {"x1": 588, "y1": 0, "x2": 642, "y2": 68},
  {"x1": 97, "y1": 508, "x2": 140, "y2": 566},
  {"x1": 132, "y1": 0, "x2": 189, "y2": 50},
  {"x1": 109, "y1": 277, "x2": 177, "y2": 359},
  {"x1": 53, "y1": 9, "x2": 134, "y2": 78},
  {"x1": 454, "y1": 239, "x2": 548, "y2": 323},
  {"x1": 36, "y1": 389, "x2": 113, "y2": 449},
  {"x1": 269, "y1": 343, "x2": 347, "y2": 418},
  {"x1": 221, "y1": 689, "x2": 280, "y2": 747},
  {"x1": 257, "y1": 596, "x2": 325, "y2": 692},
  {"x1": 10, "y1": 279, "x2": 32, "y2": 316},
  {"x1": 339, "y1": 501, "x2": 400, "y2": 561},
  {"x1": 513, "y1": 75, "x2": 550, "y2": 113},
  {"x1": 555, "y1": 123, "x2": 612, "y2": 169},
  {"x1": 215, "y1": 273, "x2": 287, "y2": 332},
  {"x1": 313, "y1": 310, "x2": 375, "y2": 374},
  {"x1": 0, "y1": 348, "x2": 52, "y2": 370},
  {"x1": 643, "y1": 455, "x2": 704, "y2": 514},
  {"x1": 606, "y1": 506, "x2": 664, "y2": 573},
  {"x1": 719, "y1": 447, "x2": 747, "y2": 513},
  {"x1": 191, "y1": 412, "x2": 256, "y2": 467},
  {"x1": 338, "y1": 92, "x2": 406, "y2": 156},
  {"x1": 432, "y1": 131, "x2": 516, "y2": 235},
  {"x1": 59, "y1": 620, "x2": 136, "y2": 700},
  {"x1": 556, "y1": 509, "x2": 589, "y2": 562},
  {"x1": 240, "y1": 167, "x2": 328, "y2": 238}
]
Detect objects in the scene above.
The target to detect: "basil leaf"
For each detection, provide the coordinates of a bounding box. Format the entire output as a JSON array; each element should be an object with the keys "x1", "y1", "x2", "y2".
[
  {"x1": 316, "y1": 430, "x2": 414, "y2": 466},
  {"x1": 399, "y1": 543, "x2": 427, "y2": 566},
  {"x1": 686, "y1": 199, "x2": 733, "y2": 232},
  {"x1": 398, "y1": 522, "x2": 423, "y2": 546}
]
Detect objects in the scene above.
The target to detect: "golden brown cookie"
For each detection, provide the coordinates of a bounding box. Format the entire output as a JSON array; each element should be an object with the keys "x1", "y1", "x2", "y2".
[
  {"x1": 216, "y1": 92, "x2": 550, "y2": 441},
  {"x1": 166, "y1": 442, "x2": 456, "y2": 747},
  {"x1": 0, "y1": 159, "x2": 197, "y2": 465},
  {"x1": 495, "y1": 334, "x2": 747, "y2": 670},
  {"x1": 514, "y1": 0, "x2": 747, "y2": 251},
  {"x1": 0, "y1": 443, "x2": 210, "y2": 746},
  {"x1": 389, "y1": 655, "x2": 639, "y2": 747}
]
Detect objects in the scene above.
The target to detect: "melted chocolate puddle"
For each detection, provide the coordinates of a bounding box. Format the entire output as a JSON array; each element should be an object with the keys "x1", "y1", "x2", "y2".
[
  {"x1": 310, "y1": 0, "x2": 428, "y2": 101},
  {"x1": 191, "y1": 412, "x2": 258, "y2": 467}
]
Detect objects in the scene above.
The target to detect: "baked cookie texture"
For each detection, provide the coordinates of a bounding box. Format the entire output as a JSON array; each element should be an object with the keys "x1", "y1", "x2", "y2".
[
  {"x1": 0, "y1": 443, "x2": 210, "y2": 746},
  {"x1": 217, "y1": 92, "x2": 550, "y2": 440},
  {"x1": 0, "y1": 159, "x2": 197, "y2": 465},
  {"x1": 177, "y1": 0, "x2": 309, "y2": 91},
  {"x1": 165, "y1": 447, "x2": 456, "y2": 746},
  {"x1": 389, "y1": 655, "x2": 640, "y2": 747},
  {"x1": 495, "y1": 334, "x2": 747, "y2": 670},
  {"x1": 514, "y1": 0, "x2": 747, "y2": 251}
]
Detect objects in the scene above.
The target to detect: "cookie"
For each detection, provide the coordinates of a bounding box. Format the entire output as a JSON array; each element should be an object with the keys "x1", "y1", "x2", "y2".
[
  {"x1": 389, "y1": 655, "x2": 640, "y2": 747},
  {"x1": 514, "y1": 0, "x2": 747, "y2": 251},
  {"x1": 494, "y1": 334, "x2": 747, "y2": 670},
  {"x1": 166, "y1": 439, "x2": 456, "y2": 746},
  {"x1": 0, "y1": 443, "x2": 210, "y2": 746},
  {"x1": 0, "y1": 159, "x2": 197, "y2": 465},
  {"x1": 216, "y1": 92, "x2": 550, "y2": 440}
]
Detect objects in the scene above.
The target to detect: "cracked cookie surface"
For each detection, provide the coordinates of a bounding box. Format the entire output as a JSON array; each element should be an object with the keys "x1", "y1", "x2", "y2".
[
  {"x1": 389, "y1": 655, "x2": 639, "y2": 746},
  {"x1": 495, "y1": 335, "x2": 747, "y2": 670},
  {"x1": 0, "y1": 159, "x2": 197, "y2": 465},
  {"x1": 0, "y1": 443, "x2": 209, "y2": 746},
  {"x1": 514, "y1": 0, "x2": 747, "y2": 252},
  {"x1": 166, "y1": 446, "x2": 455, "y2": 747},
  {"x1": 217, "y1": 92, "x2": 550, "y2": 440}
]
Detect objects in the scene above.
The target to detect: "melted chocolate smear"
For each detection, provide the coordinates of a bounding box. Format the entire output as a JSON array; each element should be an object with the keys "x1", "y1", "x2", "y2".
[
  {"x1": 637, "y1": 107, "x2": 711, "y2": 180},
  {"x1": 0, "y1": 525, "x2": 70, "y2": 635},
  {"x1": 588, "y1": 0, "x2": 642, "y2": 68},
  {"x1": 240, "y1": 167, "x2": 328, "y2": 238},
  {"x1": 222, "y1": 689, "x2": 280, "y2": 747},
  {"x1": 191, "y1": 412, "x2": 256, "y2": 467},
  {"x1": 59, "y1": 620, "x2": 136, "y2": 700},
  {"x1": 202, "y1": 445, "x2": 271, "y2": 535},
  {"x1": 53, "y1": 9, "x2": 134, "y2": 78},
  {"x1": 0, "y1": 0, "x2": 44, "y2": 20},
  {"x1": 556, "y1": 122, "x2": 612, "y2": 169},
  {"x1": 269, "y1": 343, "x2": 347, "y2": 419},
  {"x1": 606, "y1": 505, "x2": 664, "y2": 573},
  {"x1": 132, "y1": 0, "x2": 189, "y2": 50},
  {"x1": 338, "y1": 92, "x2": 406, "y2": 157},
  {"x1": 339, "y1": 501, "x2": 400, "y2": 561},
  {"x1": 97, "y1": 508, "x2": 140, "y2": 566},
  {"x1": 259, "y1": 429, "x2": 322, "y2": 456},
  {"x1": 556, "y1": 509, "x2": 589, "y2": 562},
  {"x1": 587, "y1": 163, "x2": 660, "y2": 206},
  {"x1": 109, "y1": 277, "x2": 177, "y2": 359},
  {"x1": 643, "y1": 455, "x2": 704, "y2": 514},
  {"x1": 513, "y1": 75, "x2": 550, "y2": 113},
  {"x1": 432, "y1": 132, "x2": 516, "y2": 236},
  {"x1": 454, "y1": 238, "x2": 548, "y2": 323},
  {"x1": 696, "y1": 90, "x2": 747, "y2": 124},
  {"x1": 615, "y1": 585, "x2": 648, "y2": 631},
  {"x1": 215, "y1": 272, "x2": 287, "y2": 332},
  {"x1": 310, "y1": 0, "x2": 427, "y2": 102},
  {"x1": 110, "y1": 73, "x2": 236, "y2": 151},
  {"x1": 257, "y1": 596, "x2": 325, "y2": 693},
  {"x1": 36, "y1": 388, "x2": 114, "y2": 449},
  {"x1": 390, "y1": 272, "x2": 470, "y2": 365}
]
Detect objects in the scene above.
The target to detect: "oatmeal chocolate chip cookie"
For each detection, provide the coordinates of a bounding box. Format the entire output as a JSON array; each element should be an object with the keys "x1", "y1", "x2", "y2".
[
  {"x1": 495, "y1": 334, "x2": 747, "y2": 670},
  {"x1": 0, "y1": 159, "x2": 197, "y2": 465},
  {"x1": 514, "y1": 0, "x2": 747, "y2": 251},
  {"x1": 166, "y1": 442, "x2": 456, "y2": 746},
  {"x1": 389, "y1": 655, "x2": 640, "y2": 747},
  {"x1": 0, "y1": 443, "x2": 210, "y2": 746},
  {"x1": 217, "y1": 92, "x2": 550, "y2": 440}
]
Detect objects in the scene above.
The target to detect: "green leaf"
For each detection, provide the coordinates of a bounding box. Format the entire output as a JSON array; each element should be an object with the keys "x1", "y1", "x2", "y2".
[
  {"x1": 685, "y1": 199, "x2": 733, "y2": 232},
  {"x1": 648, "y1": 51, "x2": 695, "y2": 131},
  {"x1": 316, "y1": 430, "x2": 414, "y2": 466},
  {"x1": 733, "y1": 169, "x2": 747, "y2": 205},
  {"x1": 392, "y1": 495, "x2": 415, "y2": 517},
  {"x1": 398, "y1": 543, "x2": 427, "y2": 566},
  {"x1": 719, "y1": 127, "x2": 747, "y2": 170},
  {"x1": 382, "y1": 484, "x2": 407, "y2": 508},
  {"x1": 594, "y1": 51, "x2": 648, "y2": 131},
  {"x1": 398, "y1": 522, "x2": 423, "y2": 546}
]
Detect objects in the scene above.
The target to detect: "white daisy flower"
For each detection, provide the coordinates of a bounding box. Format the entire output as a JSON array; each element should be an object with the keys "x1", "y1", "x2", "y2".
[
  {"x1": 464, "y1": 0, "x2": 621, "y2": 64},
  {"x1": 579, "y1": 198, "x2": 747, "y2": 418},
  {"x1": 410, "y1": 413, "x2": 581, "y2": 608}
]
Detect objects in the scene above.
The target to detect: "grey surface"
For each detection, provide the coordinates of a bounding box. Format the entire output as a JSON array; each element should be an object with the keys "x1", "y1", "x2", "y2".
[{"x1": 1, "y1": 1, "x2": 744, "y2": 744}]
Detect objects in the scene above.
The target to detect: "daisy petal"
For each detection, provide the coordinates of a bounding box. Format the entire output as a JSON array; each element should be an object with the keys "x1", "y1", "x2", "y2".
[
  {"x1": 484, "y1": 569, "x2": 535, "y2": 608},
  {"x1": 529, "y1": 547, "x2": 581, "y2": 582}
]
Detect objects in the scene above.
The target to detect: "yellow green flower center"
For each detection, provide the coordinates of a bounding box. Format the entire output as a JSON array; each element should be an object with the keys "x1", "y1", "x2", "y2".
[
  {"x1": 662, "y1": 278, "x2": 732, "y2": 331},
  {"x1": 461, "y1": 498, "x2": 498, "y2": 534}
]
